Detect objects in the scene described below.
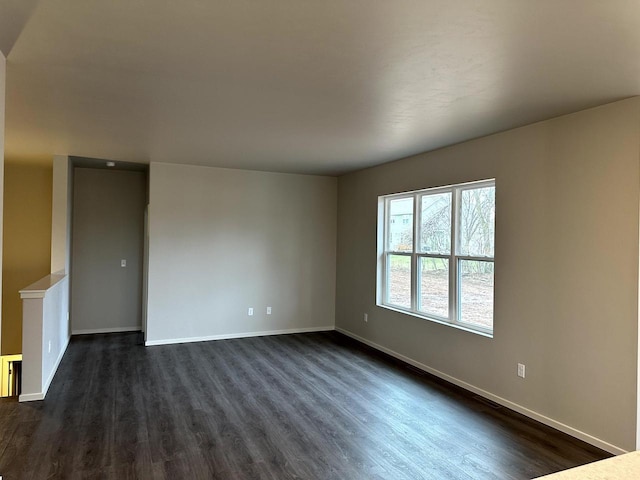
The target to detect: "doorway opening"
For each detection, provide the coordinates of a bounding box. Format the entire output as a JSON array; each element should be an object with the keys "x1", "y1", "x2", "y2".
[{"x1": 69, "y1": 157, "x2": 149, "y2": 343}]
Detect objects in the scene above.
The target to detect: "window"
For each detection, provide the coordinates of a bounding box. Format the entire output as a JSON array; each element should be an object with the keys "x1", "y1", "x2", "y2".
[{"x1": 378, "y1": 179, "x2": 495, "y2": 335}]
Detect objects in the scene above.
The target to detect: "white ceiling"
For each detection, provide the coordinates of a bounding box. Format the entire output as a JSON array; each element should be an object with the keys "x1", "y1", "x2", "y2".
[{"x1": 2, "y1": 1, "x2": 639, "y2": 175}]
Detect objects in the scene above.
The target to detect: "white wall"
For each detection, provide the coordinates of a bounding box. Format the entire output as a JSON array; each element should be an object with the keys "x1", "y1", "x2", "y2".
[
  {"x1": 146, "y1": 163, "x2": 337, "y2": 345},
  {"x1": 336, "y1": 98, "x2": 640, "y2": 453},
  {"x1": 19, "y1": 274, "x2": 70, "y2": 402},
  {"x1": 40, "y1": 276, "x2": 69, "y2": 392}
]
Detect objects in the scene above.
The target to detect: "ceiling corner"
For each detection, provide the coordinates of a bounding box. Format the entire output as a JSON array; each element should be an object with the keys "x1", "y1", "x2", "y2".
[{"x1": 0, "y1": 0, "x2": 40, "y2": 58}]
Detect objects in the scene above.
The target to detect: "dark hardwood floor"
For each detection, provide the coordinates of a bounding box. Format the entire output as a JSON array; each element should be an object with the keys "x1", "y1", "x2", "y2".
[{"x1": 0, "y1": 331, "x2": 609, "y2": 479}]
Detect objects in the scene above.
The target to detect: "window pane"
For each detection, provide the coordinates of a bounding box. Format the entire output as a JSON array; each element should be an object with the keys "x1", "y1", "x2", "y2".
[
  {"x1": 418, "y1": 257, "x2": 448, "y2": 317},
  {"x1": 387, "y1": 254, "x2": 411, "y2": 308},
  {"x1": 458, "y1": 186, "x2": 495, "y2": 257},
  {"x1": 420, "y1": 192, "x2": 451, "y2": 254},
  {"x1": 459, "y1": 260, "x2": 494, "y2": 329},
  {"x1": 388, "y1": 198, "x2": 413, "y2": 252}
]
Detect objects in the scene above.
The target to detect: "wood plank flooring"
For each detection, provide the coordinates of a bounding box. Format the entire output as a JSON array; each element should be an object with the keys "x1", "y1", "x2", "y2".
[{"x1": 0, "y1": 331, "x2": 609, "y2": 479}]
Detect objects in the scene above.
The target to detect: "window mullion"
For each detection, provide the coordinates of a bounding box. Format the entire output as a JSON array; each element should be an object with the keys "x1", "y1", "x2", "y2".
[
  {"x1": 457, "y1": 255, "x2": 494, "y2": 262},
  {"x1": 450, "y1": 188, "x2": 459, "y2": 324},
  {"x1": 411, "y1": 194, "x2": 420, "y2": 312},
  {"x1": 384, "y1": 198, "x2": 391, "y2": 251},
  {"x1": 383, "y1": 252, "x2": 389, "y2": 305}
]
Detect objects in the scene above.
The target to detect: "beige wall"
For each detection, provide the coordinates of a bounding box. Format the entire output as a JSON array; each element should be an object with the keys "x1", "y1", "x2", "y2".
[
  {"x1": 336, "y1": 98, "x2": 640, "y2": 452},
  {"x1": 50, "y1": 155, "x2": 72, "y2": 275},
  {"x1": 71, "y1": 168, "x2": 146, "y2": 334},
  {"x1": 2, "y1": 159, "x2": 53, "y2": 355},
  {"x1": 146, "y1": 163, "x2": 337, "y2": 344},
  {"x1": 0, "y1": 54, "x2": 5, "y2": 353}
]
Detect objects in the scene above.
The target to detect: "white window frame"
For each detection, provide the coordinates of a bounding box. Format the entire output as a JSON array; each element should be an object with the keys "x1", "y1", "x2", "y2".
[{"x1": 377, "y1": 179, "x2": 495, "y2": 336}]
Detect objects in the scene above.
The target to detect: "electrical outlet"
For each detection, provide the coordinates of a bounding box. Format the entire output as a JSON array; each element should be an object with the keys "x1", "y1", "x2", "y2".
[
  {"x1": 364, "y1": 313, "x2": 368, "y2": 323},
  {"x1": 266, "y1": 307, "x2": 272, "y2": 315},
  {"x1": 121, "y1": 259, "x2": 127, "y2": 267},
  {"x1": 248, "y1": 308, "x2": 254, "y2": 316},
  {"x1": 517, "y1": 363, "x2": 525, "y2": 378}
]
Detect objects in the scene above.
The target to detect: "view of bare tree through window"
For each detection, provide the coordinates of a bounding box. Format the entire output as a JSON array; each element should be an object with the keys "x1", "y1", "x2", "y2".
[
  {"x1": 459, "y1": 186, "x2": 495, "y2": 257},
  {"x1": 458, "y1": 186, "x2": 495, "y2": 327},
  {"x1": 420, "y1": 193, "x2": 451, "y2": 253},
  {"x1": 383, "y1": 181, "x2": 495, "y2": 331},
  {"x1": 418, "y1": 192, "x2": 451, "y2": 317}
]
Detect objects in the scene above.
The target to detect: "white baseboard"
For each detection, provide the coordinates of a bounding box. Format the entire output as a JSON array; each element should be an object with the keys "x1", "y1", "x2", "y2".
[
  {"x1": 72, "y1": 326, "x2": 141, "y2": 335},
  {"x1": 19, "y1": 392, "x2": 45, "y2": 402},
  {"x1": 145, "y1": 326, "x2": 335, "y2": 346},
  {"x1": 19, "y1": 334, "x2": 70, "y2": 403},
  {"x1": 336, "y1": 327, "x2": 626, "y2": 456}
]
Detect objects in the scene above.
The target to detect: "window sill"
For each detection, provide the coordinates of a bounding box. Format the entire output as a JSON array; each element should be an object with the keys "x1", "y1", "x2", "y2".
[{"x1": 376, "y1": 304, "x2": 493, "y2": 338}]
